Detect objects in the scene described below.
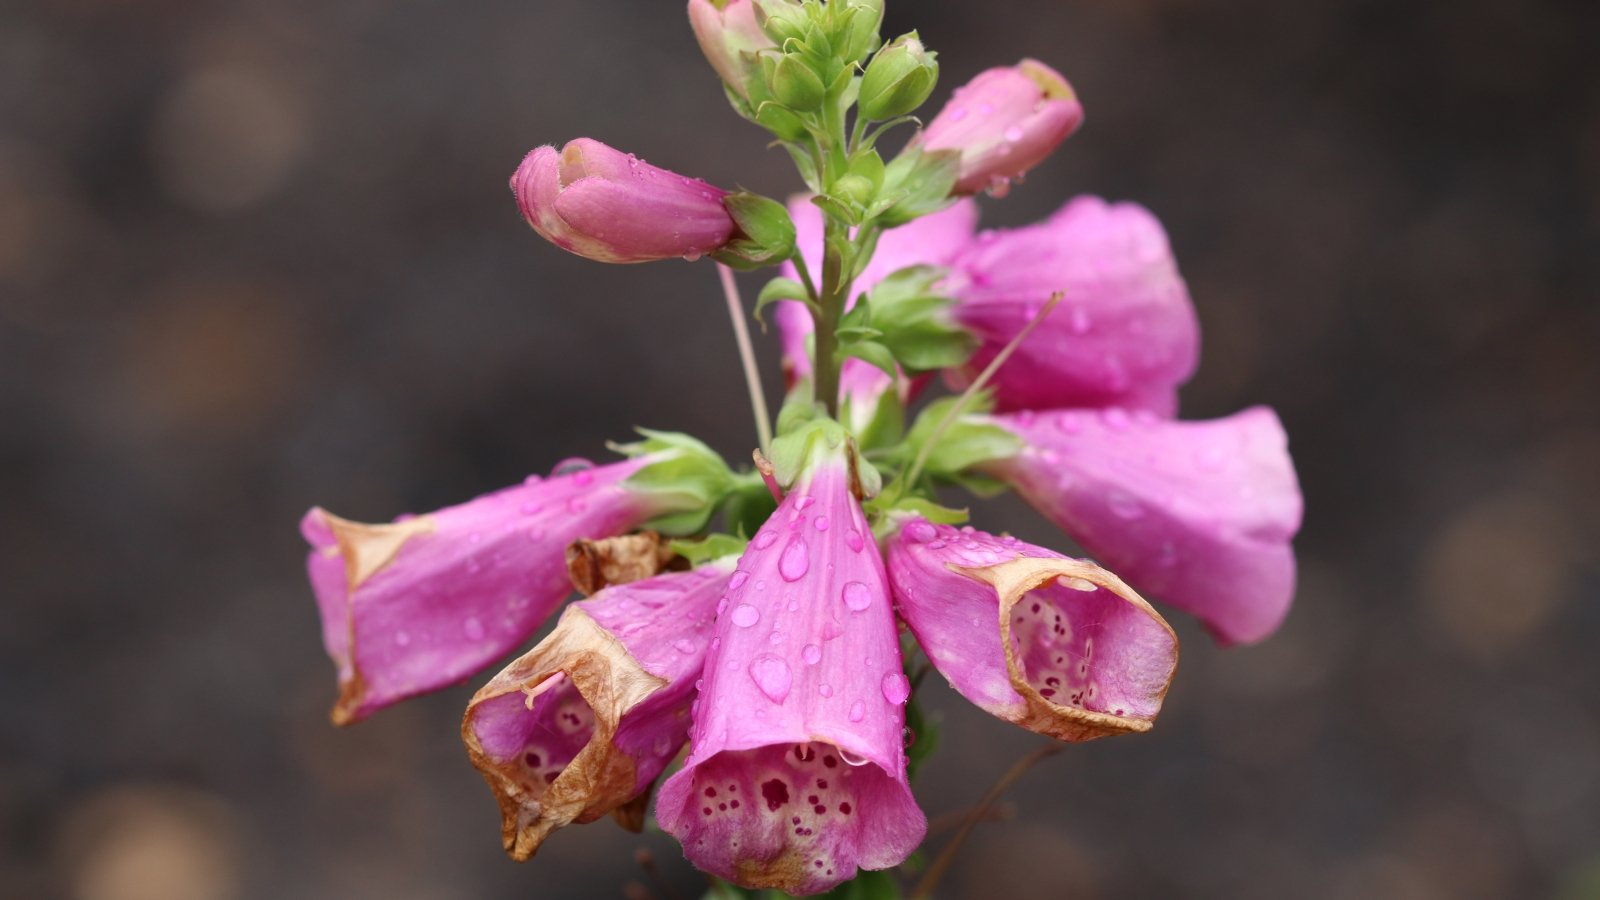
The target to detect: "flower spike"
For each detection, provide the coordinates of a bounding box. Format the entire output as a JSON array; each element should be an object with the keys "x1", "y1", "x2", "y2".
[
  {"x1": 463, "y1": 561, "x2": 734, "y2": 860},
  {"x1": 657, "y1": 429, "x2": 925, "y2": 894},
  {"x1": 887, "y1": 519, "x2": 1178, "y2": 742},
  {"x1": 912, "y1": 59, "x2": 1084, "y2": 197},
  {"x1": 513, "y1": 139, "x2": 737, "y2": 264},
  {"x1": 978, "y1": 406, "x2": 1303, "y2": 646}
]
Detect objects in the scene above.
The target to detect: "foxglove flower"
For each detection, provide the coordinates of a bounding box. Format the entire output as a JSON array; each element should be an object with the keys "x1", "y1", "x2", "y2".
[
  {"x1": 687, "y1": 0, "x2": 775, "y2": 99},
  {"x1": 463, "y1": 561, "x2": 734, "y2": 860},
  {"x1": 944, "y1": 195, "x2": 1200, "y2": 415},
  {"x1": 776, "y1": 196, "x2": 979, "y2": 429},
  {"x1": 911, "y1": 59, "x2": 1084, "y2": 197},
  {"x1": 513, "y1": 139, "x2": 736, "y2": 264},
  {"x1": 975, "y1": 407, "x2": 1303, "y2": 646},
  {"x1": 302, "y1": 438, "x2": 733, "y2": 723},
  {"x1": 887, "y1": 519, "x2": 1177, "y2": 742},
  {"x1": 656, "y1": 436, "x2": 925, "y2": 894}
]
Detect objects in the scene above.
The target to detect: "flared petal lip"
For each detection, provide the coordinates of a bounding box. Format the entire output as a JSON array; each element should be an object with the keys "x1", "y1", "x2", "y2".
[
  {"x1": 954, "y1": 555, "x2": 1178, "y2": 742},
  {"x1": 462, "y1": 606, "x2": 668, "y2": 861}
]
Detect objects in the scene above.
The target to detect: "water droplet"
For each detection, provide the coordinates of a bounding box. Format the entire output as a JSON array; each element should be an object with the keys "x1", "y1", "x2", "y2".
[
  {"x1": 819, "y1": 683, "x2": 833, "y2": 698},
  {"x1": 813, "y1": 516, "x2": 830, "y2": 532},
  {"x1": 779, "y1": 536, "x2": 810, "y2": 582},
  {"x1": 882, "y1": 673, "x2": 911, "y2": 705},
  {"x1": 948, "y1": 107, "x2": 969, "y2": 123},
  {"x1": 463, "y1": 617, "x2": 485, "y2": 641},
  {"x1": 394, "y1": 630, "x2": 411, "y2": 647},
  {"x1": 731, "y1": 604, "x2": 760, "y2": 627},
  {"x1": 674, "y1": 639, "x2": 697, "y2": 655},
  {"x1": 1069, "y1": 307, "x2": 1091, "y2": 334},
  {"x1": 795, "y1": 496, "x2": 816, "y2": 511},
  {"x1": 803, "y1": 644, "x2": 822, "y2": 665},
  {"x1": 905, "y1": 521, "x2": 938, "y2": 543},
  {"x1": 551, "y1": 457, "x2": 596, "y2": 478},
  {"x1": 842, "y1": 582, "x2": 872, "y2": 612},
  {"x1": 574, "y1": 470, "x2": 594, "y2": 487},
  {"x1": 1196, "y1": 446, "x2": 1226, "y2": 472},
  {"x1": 520, "y1": 501, "x2": 544, "y2": 515},
  {"x1": 567, "y1": 497, "x2": 587, "y2": 513},
  {"x1": 729, "y1": 572, "x2": 750, "y2": 591},
  {"x1": 1055, "y1": 412, "x2": 1084, "y2": 434},
  {"x1": 768, "y1": 629, "x2": 785, "y2": 645},
  {"x1": 1003, "y1": 124, "x2": 1026, "y2": 142},
  {"x1": 845, "y1": 529, "x2": 864, "y2": 552},
  {"x1": 752, "y1": 530, "x2": 779, "y2": 550},
  {"x1": 749, "y1": 656, "x2": 792, "y2": 703},
  {"x1": 848, "y1": 700, "x2": 866, "y2": 722},
  {"x1": 1102, "y1": 408, "x2": 1131, "y2": 431}
]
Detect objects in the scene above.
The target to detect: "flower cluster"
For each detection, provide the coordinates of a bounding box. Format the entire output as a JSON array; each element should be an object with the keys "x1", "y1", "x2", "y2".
[{"x1": 299, "y1": 1, "x2": 1303, "y2": 895}]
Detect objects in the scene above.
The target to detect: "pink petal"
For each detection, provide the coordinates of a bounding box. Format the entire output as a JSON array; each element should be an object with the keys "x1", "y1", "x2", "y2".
[
  {"x1": 945, "y1": 195, "x2": 1200, "y2": 415},
  {"x1": 300, "y1": 458, "x2": 656, "y2": 723},
  {"x1": 915, "y1": 59, "x2": 1084, "y2": 196},
  {"x1": 512, "y1": 139, "x2": 735, "y2": 264},
  {"x1": 463, "y1": 562, "x2": 733, "y2": 859},
  {"x1": 888, "y1": 519, "x2": 1177, "y2": 741},
  {"x1": 983, "y1": 406, "x2": 1303, "y2": 645},
  {"x1": 656, "y1": 449, "x2": 924, "y2": 894}
]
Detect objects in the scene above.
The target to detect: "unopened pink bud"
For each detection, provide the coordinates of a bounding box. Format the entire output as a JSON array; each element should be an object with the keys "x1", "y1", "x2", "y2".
[
  {"x1": 512, "y1": 139, "x2": 736, "y2": 264},
  {"x1": 913, "y1": 59, "x2": 1084, "y2": 197}
]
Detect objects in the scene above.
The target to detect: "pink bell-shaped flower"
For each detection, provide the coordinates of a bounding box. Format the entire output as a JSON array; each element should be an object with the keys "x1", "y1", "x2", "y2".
[
  {"x1": 656, "y1": 435, "x2": 925, "y2": 894},
  {"x1": 912, "y1": 58, "x2": 1084, "y2": 197},
  {"x1": 977, "y1": 407, "x2": 1304, "y2": 646},
  {"x1": 513, "y1": 139, "x2": 737, "y2": 264},
  {"x1": 944, "y1": 195, "x2": 1201, "y2": 416},
  {"x1": 687, "y1": 0, "x2": 774, "y2": 99},
  {"x1": 887, "y1": 518, "x2": 1177, "y2": 742},
  {"x1": 462, "y1": 560, "x2": 733, "y2": 860}
]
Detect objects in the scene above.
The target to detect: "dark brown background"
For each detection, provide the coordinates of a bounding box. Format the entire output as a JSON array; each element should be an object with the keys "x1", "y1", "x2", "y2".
[{"x1": 3, "y1": 0, "x2": 1598, "y2": 898}]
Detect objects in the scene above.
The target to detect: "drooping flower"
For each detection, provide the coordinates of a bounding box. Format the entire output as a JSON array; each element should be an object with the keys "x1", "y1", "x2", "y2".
[
  {"x1": 687, "y1": 0, "x2": 776, "y2": 99},
  {"x1": 944, "y1": 195, "x2": 1200, "y2": 416},
  {"x1": 656, "y1": 432, "x2": 925, "y2": 894},
  {"x1": 911, "y1": 58, "x2": 1084, "y2": 197},
  {"x1": 775, "y1": 196, "x2": 980, "y2": 430},
  {"x1": 974, "y1": 407, "x2": 1303, "y2": 646},
  {"x1": 887, "y1": 518, "x2": 1177, "y2": 742},
  {"x1": 512, "y1": 139, "x2": 736, "y2": 264},
  {"x1": 462, "y1": 560, "x2": 734, "y2": 860},
  {"x1": 302, "y1": 436, "x2": 734, "y2": 723}
]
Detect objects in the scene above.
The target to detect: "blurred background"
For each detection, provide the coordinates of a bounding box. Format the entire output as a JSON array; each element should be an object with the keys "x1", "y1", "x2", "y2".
[{"x1": 3, "y1": 0, "x2": 1598, "y2": 897}]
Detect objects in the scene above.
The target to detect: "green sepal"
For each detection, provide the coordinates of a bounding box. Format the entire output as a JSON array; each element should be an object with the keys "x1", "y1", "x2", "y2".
[
  {"x1": 898, "y1": 397, "x2": 1023, "y2": 478},
  {"x1": 670, "y1": 533, "x2": 749, "y2": 567},
  {"x1": 877, "y1": 147, "x2": 960, "y2": 227},
  {"x1": 812, "y1": 192, "x2": 862, "y2": 227},
  {"x1": 770, "y1": 53, "x2": 826, "y2": 111},
  {"x1": 713, "y1": 192, "x2": 798, "y2": 271},
  {"x1": 775, "y1": 385, "x2": 825, "y2": 438},
  {"x1": 864, "y1": 265, "x2": 978, "y2": 371},
  {"x1": 613, "y1": 430, "x2": 739, "y2": 536},
  {"x1": 858, "y1": 31, "x2": 938, "y2": 122},
  {"x1": 722, "y1": 475, "x2": 780, "y2": 540},
  {"x1": 865, "y1": 493, "x2": 970, "y2": 543},
  {"x1": 837, "y1": 0, "x2": 884, "y2": 64},
  {"x1": 766, "y1": 416, "x2": 849, "y2": 490},
  {"x1": 843, "y1": 382, "x2": 904, "y2": 453}
]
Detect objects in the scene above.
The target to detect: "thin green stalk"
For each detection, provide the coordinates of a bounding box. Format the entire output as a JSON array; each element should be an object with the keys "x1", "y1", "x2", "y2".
[{"x1": 718, "y1": 264, "x2": 773, "y2": 451}]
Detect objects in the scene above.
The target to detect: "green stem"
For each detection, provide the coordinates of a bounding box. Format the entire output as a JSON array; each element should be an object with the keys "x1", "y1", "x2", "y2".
[{"x1": 813, "y1": 216, "x2": 848, "y2": 417}]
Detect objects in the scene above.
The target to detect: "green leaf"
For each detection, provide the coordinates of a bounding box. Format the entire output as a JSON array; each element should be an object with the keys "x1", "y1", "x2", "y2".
[
  {"x1": 845, "y1": 385, "x2": 904, "y2": 453},
  {"x1": 840, "y1": 339, "x2": 897, "y2": 377},
  {"x1": 756, "y1": 277, "x2": 814, "y2": 327},
  {"x1": 615, "y1": 430, "x2": 739, "y2": 536},
  {"x1": 876, "y1": 148, "x2": 959, "y2": 227}
]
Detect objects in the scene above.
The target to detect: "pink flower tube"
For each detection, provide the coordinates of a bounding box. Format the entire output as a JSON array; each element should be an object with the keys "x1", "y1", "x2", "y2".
[
  {"x1": 944, "y1": 195, "x2": 1200, "y2": 416},
  {"x1": 302, "y1": 458, "x2": 667, "y2": 724},
  {"x1": 912, "y1": 59, "x2": 1085, "y2": 197},
  {"x1": 977, "y1": 407, "x2": 1304, "y2": 646},
  {"x1": 887, "y1": 519, "x2": 1177, "y2": 742},
  {"x1": 463, "y1": 561, "x2": 733, "y2": 860},
  {"x1": 656, "y1": 441, "x2": 925, "y2": 894},
  {"x1": 512, "y1": 139, "x2": 736, "y2": 264},
  {"x1": 776, "y1": 196, "x2": 979, "y2": 429}
]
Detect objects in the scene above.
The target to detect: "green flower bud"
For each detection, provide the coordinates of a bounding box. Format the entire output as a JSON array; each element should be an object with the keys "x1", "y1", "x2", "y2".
[
  {"x1": 838, "y1": 0, "x2": 884, "y2": 63},
  {"x1": 752, "y1": 0, "x2": 809, "y2": 44},
  {"x1": 770, "y1": 54, "x2": 827, "y2": 112},
  {"x1": 858, "y1": 32, "x2": 939, "y2": 122},
  {"x1": 832, "y1": 173, "x2": 876, "y2": 207}
]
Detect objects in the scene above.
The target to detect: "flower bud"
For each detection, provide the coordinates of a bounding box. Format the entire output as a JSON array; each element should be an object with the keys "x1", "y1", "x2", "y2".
[
  {"x1": 753, "y1": 0, "x2": 808, "y2": 44},
  {"x1": 770, "y1": 53, "x2": 826, "y2": 112},
  {"x1": 512, "y1": 139, "x2": 736, "y2": 264},
  {"x1": 858, "y1": 32, "x2": 938, "y2": 122},
  {"x1": 687, "y1": 0, "x2": 776, "y2": 100},
  {"x1": 912, "y1": 58, "x2": 1084, "y2": 197},
  {"x1": 838, "y1": 0, "x2": 884, "y2": 63}
]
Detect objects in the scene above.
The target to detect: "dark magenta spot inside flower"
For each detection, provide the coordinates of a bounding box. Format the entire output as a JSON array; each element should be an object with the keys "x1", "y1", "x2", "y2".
[{"x1": 762, "y1": 778, "x2": 790, "y2": 811}]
